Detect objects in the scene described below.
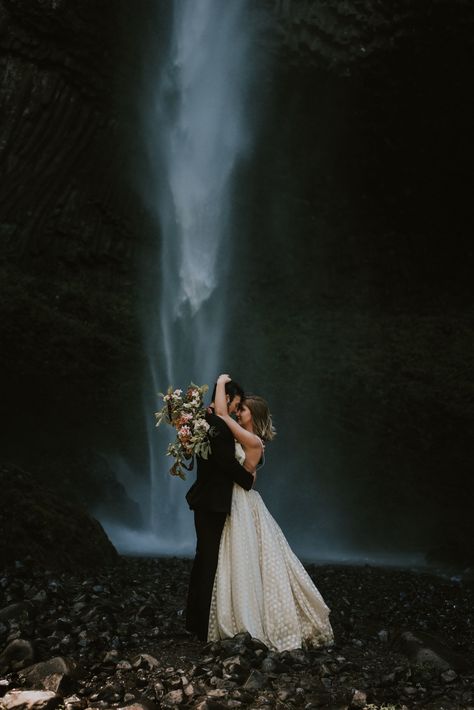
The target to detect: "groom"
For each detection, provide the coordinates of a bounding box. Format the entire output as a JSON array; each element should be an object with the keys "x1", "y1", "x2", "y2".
[{"x1": 185, "y1": 378, "x2": 254, "y2": 641}]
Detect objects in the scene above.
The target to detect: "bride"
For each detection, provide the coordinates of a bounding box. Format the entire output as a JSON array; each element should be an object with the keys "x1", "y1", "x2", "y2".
[{"x1": 208, "y1": 374, "x2": 334, "y2": 652}]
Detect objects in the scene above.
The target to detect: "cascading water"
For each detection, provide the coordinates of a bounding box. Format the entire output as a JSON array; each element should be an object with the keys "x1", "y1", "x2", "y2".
[
  {"x1": 139, "y1": 0, "x2": 258, "y2": 553},
  {"x1": 99, "y1": 3, "x2": 436, "y2": 571}
]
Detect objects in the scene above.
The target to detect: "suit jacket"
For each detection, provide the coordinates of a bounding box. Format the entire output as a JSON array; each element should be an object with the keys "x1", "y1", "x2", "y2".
[{"x1": 185, "y1": 411, "x2": 254, "y2": 513}]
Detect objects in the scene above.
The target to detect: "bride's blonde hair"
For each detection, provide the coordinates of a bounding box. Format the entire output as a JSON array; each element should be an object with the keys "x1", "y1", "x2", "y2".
[{"x1": 244, "y1": 395, "x2": 276, "y2": 442}]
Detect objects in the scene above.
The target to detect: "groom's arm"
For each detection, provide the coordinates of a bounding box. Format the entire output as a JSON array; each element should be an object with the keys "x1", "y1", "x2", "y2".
[{"x1": 210, "y1": 417, "x2": 254, "y2": 491}]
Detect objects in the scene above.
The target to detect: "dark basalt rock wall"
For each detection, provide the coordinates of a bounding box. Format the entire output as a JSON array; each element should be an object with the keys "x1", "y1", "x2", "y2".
[
  {"x1": 269, "y1": 0, "x2": 472, "y2": 72},
  {"x1": 0, "y1": 0, "x2": 152, "y2": 518},
  {"x1": 230, "y1": 0, "x2": 474, "y2": 564},
  {"x1": 0, "y1": 0, "x2": 135, "y2": 258}
]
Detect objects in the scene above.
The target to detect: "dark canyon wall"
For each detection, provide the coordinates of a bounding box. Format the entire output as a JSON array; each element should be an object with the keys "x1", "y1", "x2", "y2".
[
  {"x1": 0, "y1": 0, "x2": 152, "y2": 522},
  {"x1": 229, "y1": 0, "x2": 474, "y2": 564},
  {"x1": 0, "y1": 0, "x2": 472, "y2": 564}
]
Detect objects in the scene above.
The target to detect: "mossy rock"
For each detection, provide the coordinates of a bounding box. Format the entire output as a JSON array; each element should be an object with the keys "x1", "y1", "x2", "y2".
[{"x1": 0, "y1": 463, "x2": 118, "y2": 570}]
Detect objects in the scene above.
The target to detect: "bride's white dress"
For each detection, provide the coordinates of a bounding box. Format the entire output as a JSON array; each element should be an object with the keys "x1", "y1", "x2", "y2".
[{"x1": 208, "y1": 442, "x2": 334, "y2": 651}]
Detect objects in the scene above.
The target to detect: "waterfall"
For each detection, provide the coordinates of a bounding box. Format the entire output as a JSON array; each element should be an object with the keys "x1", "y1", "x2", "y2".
[{"x1": 141, "y1": 0, "x2": 257, "y2": 553}]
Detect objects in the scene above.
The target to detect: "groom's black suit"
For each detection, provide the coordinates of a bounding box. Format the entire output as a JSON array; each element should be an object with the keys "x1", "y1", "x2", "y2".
[{"x1": 185, "y1": 411, "x2": 253, "y2": 641}]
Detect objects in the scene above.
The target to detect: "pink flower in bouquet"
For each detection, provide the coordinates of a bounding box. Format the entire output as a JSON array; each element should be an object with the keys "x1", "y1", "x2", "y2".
[{"x1": 178, "y1": 425, "x2": 191, "y2": 439}]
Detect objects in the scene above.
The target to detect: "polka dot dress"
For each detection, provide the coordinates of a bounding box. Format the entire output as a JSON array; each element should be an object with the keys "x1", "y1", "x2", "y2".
[{"x1": 208, "y1": 444, "x2": 334, "y2": 651}]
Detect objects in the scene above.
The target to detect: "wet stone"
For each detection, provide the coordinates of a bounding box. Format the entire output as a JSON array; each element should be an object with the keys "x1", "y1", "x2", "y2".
[
  {"x1": 94, "y1": 682, "x2": 123, "y2": 701},
  {"x1": 441, "y1": 669, "x2": 457, "y2": 683},
  {"x1": 161, "y1": 689, "x2": 184, "y2": 706},
  {"x1": 260, "y1": 656, "x2": 278, "y2": 674},
  {"x1": 243, "y1": 669, "x2": 268, "y2": 690},
  {"x1": 102, "y1": 650, "x2": 119, "y2": 664},
  {"x1": 0, "y1": 639, "x2": 35, "y2": 673},
  {"x1": 40, "y1": 673, "x2": 71, "y2": 695},
  {"x1": 1, "y1": 690, "x2": 61, "y2": 710},
  {"x1": 116, "y1": 659, "x2": 132, "y2": 671},
  {"x1": 131, "y1": 654, "x2": 159, "y2": 670},
  {"x1": 19, "y1": 657, "x2": 76, "y2": 689},
  {"x1": 249, "y1": 637, "x2": 268, "y2": 652},
  {"x1": 153, "y1": 681, "x2": 165, "y2": 698},
  {"x1": 0, "y1": 680, "x2": 12, "y2": 698},
  {"x1": 182, "y1": 682, "x2": 194, "y2": 698},
  {"x1": 288, "y1": 649, "x2": 309, "y2": 666},
  {"x1": 350, "y1": 688, "x2": 367, "y2": 707},
  {"x1": 221, "y1": 655, "x2": 250, "y2": 679},
  {"x1": 206, "y1": 688, "x2": 227, "y2": 698}
]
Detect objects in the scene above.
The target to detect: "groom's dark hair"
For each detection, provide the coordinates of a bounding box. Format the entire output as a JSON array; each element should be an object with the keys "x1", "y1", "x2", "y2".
[{"x1": 210, "y1": 379, "x2": 244, "y2": 404}]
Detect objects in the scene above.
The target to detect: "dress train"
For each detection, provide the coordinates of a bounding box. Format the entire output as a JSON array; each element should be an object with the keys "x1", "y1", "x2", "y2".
[{"x1": 208, "y1": 444, "x2": 334, "y2": 651}]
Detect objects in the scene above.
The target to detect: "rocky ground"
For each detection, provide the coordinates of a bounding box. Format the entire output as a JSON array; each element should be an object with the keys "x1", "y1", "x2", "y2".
[{"x1": 1, "y1": 557, "x2": 473, "y2": 710}]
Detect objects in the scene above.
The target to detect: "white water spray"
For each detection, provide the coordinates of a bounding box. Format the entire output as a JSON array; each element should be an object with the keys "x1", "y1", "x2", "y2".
[{"x1": 136, "y1": 0, "x2": 257, "y2": 553}]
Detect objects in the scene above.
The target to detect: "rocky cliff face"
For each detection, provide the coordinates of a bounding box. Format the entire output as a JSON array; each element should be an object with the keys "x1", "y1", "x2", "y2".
[
  {"x1": 231, "y1": 0, "x2": 474, "y2": 564},
  {"x1": 0, "y1": 0, "x2": 137, "y2": 258},
  {"x1": 0, "y1": 0, "x2": 152, "y2": 520},
  {"x1": 269, "y1": 0, "x2": 472, "y2": 73}
]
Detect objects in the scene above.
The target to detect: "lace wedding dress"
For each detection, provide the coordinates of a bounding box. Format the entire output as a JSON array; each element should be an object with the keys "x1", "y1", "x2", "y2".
[{"x1": 208, "y1": 443, "x2": 334, "y2": 651}]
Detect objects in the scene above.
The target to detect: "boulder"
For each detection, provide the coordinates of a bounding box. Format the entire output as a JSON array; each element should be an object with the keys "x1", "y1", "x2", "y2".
[
  {"x1": 0, "y1": 640, "x2": 35, "y2": 672},
  {"x1": 0, "y1": 464, "x2": 118, "y2": 571},
  {"x1": 1, "y1": 691, "x2": 60, "y2": 710},
  {"x1": 161, "y1": 690, "x2": 183, "y2": 707},
  {"x1": 243, "y1": 669, "x2": 268, "y2": 691},
  {"x1": 19, "y1": 658, "x2": 77, "y2": 694},
  {"x1": 392, "y1": 630, "x2": 469, "y2": 672}
]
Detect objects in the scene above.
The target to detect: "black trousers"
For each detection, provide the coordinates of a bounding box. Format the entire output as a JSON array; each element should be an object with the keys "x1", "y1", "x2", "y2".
[{"x1": 185, "y1": 509, "x2": 227, "y2": 642}]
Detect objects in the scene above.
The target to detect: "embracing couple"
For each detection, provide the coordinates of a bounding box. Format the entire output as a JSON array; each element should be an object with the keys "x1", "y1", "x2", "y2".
[{"x1": 185, "y1": 375, "x2": 334, "y2": 652}]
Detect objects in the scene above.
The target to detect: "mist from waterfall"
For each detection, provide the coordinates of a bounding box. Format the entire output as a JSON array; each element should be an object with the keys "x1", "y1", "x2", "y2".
[{"x1": 132, "y1": 0, "x2": 259, "y2": 554}]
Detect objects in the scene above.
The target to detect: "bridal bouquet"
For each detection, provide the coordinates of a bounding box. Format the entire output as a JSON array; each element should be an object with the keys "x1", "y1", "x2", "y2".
[{"x1": 155, "y1": 383, "x2": 212, "y2": 479}]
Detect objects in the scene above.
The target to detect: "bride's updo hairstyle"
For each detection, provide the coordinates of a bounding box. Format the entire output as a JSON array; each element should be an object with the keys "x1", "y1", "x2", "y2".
[{"x1": 244, "y1": 395, "x2": 276, "y2": 442}]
